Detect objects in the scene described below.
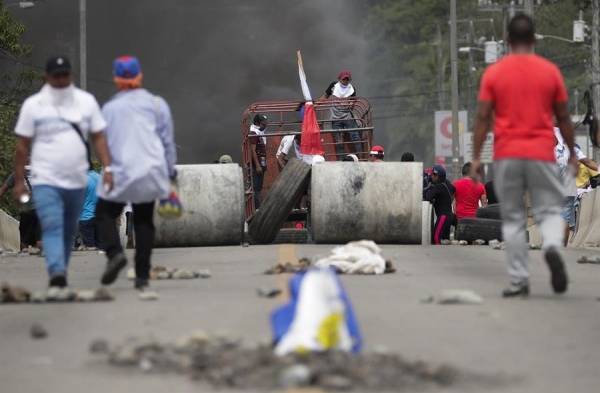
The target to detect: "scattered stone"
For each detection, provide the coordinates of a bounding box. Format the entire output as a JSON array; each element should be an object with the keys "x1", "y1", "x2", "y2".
[
  {"x1": 49, "y1": 288, "x2": 76, "y2": 302},
  {"x1": 577, "y1": 255, "x2": 600, "y2": 264},
  {"x1": 489, "y1": 239, "x2": 505, "y2": 250},
  {"x1": 450, "y1": 240, "x2": 460, "y2": 245},
  {"x1": 30, "y1": 323, "x2": 47, "y2": 339},
  {"x1": 529, "y1": 244, "x2": 542, "y2": 250},
  {"x1": 139, "y1": 291, "x2": 159, "y2": 301},
  {"x1": 30, "y1": 290, "x2": 47, "y2": 303},
  {"x1": 458, "y1": 240, "x2": 469, "y2": 246},
  {"x1": 196, "y1": 269, "x2": 212, "y2": 278},
  {"x1": 279, "y1": 364, "x2": 312, "y2": 388},
  {"x1": 98, "y1": 334, "x2": 463, "y2": 391},
  {"x1": 384, "y1": 260, "x2": 396, "y2": 274},
  {"x1": 89, "y1": 339, "x2": 110, "y2": 354},
  {"x1": 420, "y1": 295, "x2": 434, "y2": 304},
  {"x1": 76, "y1": 290, "x2": 96, "y2": 302},
  {"x1": 473, "y1": 239, "x2": 486, "y2": 246},
  {"x1": 257, "y1": 287, "x2": 282, "y2": 298},
  {"x1": 126, "y1": 268, "x2": 136, "y2": 280},
  {"x1": 172, "y1": 269, "x2": 195, "y2": 279},
  {"x1": 94, "y1": 287, "x2": 114, "y2": 301},
  {"x1": 1, "y1": 282, "x2": 30, "y2": 303},
  {"x1": 264, "y1": 258, "x2": 312, "y2": 274},
  {"x1": 437, "y1": 289, "x2": 483, "y2": 305},
  {"x1": 242, "y1": 242, "x2": 250, "y2": 247},
  {"x1": 156, "y1": 271, "x2": 172, "y2": 279},
  {"x1": 440, "y1": 239, "x2": 451, "y2": 245},
  {"x1": 27, "y1": 246, "x2": 42, "y2": 255}
]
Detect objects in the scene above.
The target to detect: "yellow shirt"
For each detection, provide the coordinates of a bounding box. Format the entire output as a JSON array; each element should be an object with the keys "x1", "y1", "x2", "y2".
[{"x1": 576, "y1": 163, "x2": 599, "y2": 188}]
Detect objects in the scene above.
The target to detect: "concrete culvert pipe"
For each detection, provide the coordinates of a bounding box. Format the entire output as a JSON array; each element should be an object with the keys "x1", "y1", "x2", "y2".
[
  {"x1": 310, "y1": 162, "x2": 423, "y2": 244},
  {"x1": 154, "y1": 164, "x2": 244, "y2": 247}
]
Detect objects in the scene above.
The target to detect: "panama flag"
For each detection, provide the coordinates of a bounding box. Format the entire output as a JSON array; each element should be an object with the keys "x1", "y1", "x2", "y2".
[{"x1": 297, "y1": 50, "x2": 324, "y2": 155}]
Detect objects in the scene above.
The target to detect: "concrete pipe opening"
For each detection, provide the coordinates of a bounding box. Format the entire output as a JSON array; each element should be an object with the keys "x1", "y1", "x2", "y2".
[
  {"x1": 310, "y1": 162, "x2": 423, "y2": 244},
  {"x1": 154, "y1": 164, "x2": 244, "y2": 247}
]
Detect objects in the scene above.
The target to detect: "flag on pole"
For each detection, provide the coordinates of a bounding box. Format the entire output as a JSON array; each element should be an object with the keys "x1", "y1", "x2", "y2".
[{"x1": 297, "y1": 50, "x2": 324, "y2": 155}]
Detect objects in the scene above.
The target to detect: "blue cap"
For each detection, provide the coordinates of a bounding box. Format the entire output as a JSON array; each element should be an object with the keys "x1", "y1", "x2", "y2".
[
  {"x1": 432, "y1": 164, "x2": 447, "y2": 179},
  {"x1": 113, "y1": 56, "x2": 141, "y2": 79}
]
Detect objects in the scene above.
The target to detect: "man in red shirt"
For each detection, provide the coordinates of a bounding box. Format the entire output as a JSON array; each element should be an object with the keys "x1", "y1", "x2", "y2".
[
  {"x1": 453, "y1": 162, "x2": 487, "y2": 220},
  {"x1": 471, "y1": 14, "x2": 577, "y2": 298}
]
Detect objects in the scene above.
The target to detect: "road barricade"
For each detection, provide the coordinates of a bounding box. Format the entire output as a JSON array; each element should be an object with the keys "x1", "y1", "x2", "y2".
[
  {"x1": 569, "y1": 188, "x2": 600, "y2": 248},
  {"x1": 0, "y1": 208, "x2": 20, "y2": 251}
]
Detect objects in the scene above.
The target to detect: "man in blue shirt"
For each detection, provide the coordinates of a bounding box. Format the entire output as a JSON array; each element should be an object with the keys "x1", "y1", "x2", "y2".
[{"x1": 79, "y1": 169, "x2": 100, "y2": 249}]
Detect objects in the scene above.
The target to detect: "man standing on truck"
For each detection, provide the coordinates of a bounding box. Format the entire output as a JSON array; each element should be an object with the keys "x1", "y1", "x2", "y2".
[
  {"x1": 250, "y1": 113, "x2": 268, "y2": 209},
  {"x1": 471, "y1": 14, "x2": 575, "y2": 297},
  {"x1": 276, "y1": 134, "x2": 302, "y2": 169},
  {"x1": 322, "y1": 71, "x2": 362, "y2": 159}
]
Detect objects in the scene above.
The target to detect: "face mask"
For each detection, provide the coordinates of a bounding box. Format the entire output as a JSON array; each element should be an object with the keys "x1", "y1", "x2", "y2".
[{"x1": 47, "y1": 84, "x2": 74, "y2": 106}]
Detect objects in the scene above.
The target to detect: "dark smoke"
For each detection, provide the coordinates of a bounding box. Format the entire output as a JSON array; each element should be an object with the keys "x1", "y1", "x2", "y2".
[{"x1": 8, "y1": 0, "x2": 372, "y2": 163}]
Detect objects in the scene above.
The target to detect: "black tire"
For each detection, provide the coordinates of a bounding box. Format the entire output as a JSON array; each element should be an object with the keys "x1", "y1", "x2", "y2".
[
  {"x1": 273, "y1": 228, "x2": 310, "y2": 244},
  {"x1": 455, "y1": 217, "x2": 503, "y2": 242},
  {"x1": 249, "y1": 159, "x2": 311, "y2": 244},
  {"x1": 476, "y1": 203, "x2": 501, "y2": 220}
]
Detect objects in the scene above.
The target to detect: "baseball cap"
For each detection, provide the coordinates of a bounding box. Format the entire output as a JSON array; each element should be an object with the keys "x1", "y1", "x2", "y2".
[
  {"x1": 369, "y1": 145, "x2": 384, "y2": 156},
  {"x1": 338, "y1": 70, "x2": 352, "y2": 80},
  {"x1": 45, "y1": 56, "x2": 71, "y2": 75},
  {"x1": 113, "y1": 56, "x2": 142, "y2": 79},
  {"x1": 432, "y1": 164, "x2": 446, "y2": 178},
  {"x1": 253, "y1": 113, "x2": 268, "y2": 123}
]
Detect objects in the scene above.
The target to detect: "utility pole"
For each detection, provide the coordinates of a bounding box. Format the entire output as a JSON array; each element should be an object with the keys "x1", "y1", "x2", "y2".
[
  {"x1": 593, "y1": 0, "x2": 600, "y2": 160},
  {"x1": 436, "y1": 24, "x2": 445, "y2": 110},
  {"x1": 450, "y1": 0, "x2": 461, "y2": 179},
  {"x1": 79, "y1": 0, "x2": 87, "y2": 90}
]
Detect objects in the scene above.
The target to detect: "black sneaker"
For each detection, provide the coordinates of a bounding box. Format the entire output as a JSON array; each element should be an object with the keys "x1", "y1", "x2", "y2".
[
  {"x1": 134, "y1": 278, "x2": 149, "y2": 290},
  {"x1": 545, "y1": 247, "x2": 568, "y2": 294},
  {"x1": 49, "y1": 275, "x2": 67, "y2": 288},
  {"x1": 100, "y1": 253, "x2": 127, "y2": 285},
  {"x1": 502, "y1": 281, "x2": 530, "y2": 298}
]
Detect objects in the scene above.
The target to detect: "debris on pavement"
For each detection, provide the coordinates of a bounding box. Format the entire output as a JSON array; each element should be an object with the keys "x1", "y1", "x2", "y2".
[
  {"x1": 473, "y1": 239, "x2": 487, "y2": 246},
  {"x1": 95, "y1": 332, "x2": 461, "y2": 391},
  {"x1": 489, "y1": 239, "x2": 505, "y2": 250},
  {"x1": 529, "y1": 244, "x2": 542, "y2": 250},
  {"x1": 436, "y1": 289, "x2": 484, "y2": 305},
  {"x1": 577, "y1": 255, "x2": 600, "y2": 265},
  {"x1": 127, "y1": 266, "x2": 212, "y2": 281},
  {"x1": 458, "y1": 240, "x2": 469, "y2": 246},
  {"x1": 264, "y1": 258, "x2": 312, "y2": 274},
  {"x1": 30, "y1": 323, "x2": 48, "y2": 339},
  {"x1": 1, "y1": 283, "x2": 114, "y2": 304},
  {"x1": 138, "y1": 290, "x2": 160, "y2": 301},
  {"x1": 0, "y1": 282, "x2": 31, "y2": 303},
  {"x1": 313, "y1": 240, "x2": 393, "y2": 275},
  {"x1": 257, "y1": 287, "x2": 282, "y2": 298},
  {"x1": 440, "y1": 239, "x2": 452, "y2": 245}
]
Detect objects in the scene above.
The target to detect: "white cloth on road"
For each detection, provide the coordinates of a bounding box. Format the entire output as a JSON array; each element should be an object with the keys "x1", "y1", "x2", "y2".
[
  {"x1": 315, "y1": 240, "x2": 386, "y2": 274},
  {"x1": 15, "y1": 84, "x2": 106, "y2": 189},
  {"x1": 98, "y1": 89, "x2": 176, "y2": 203}
]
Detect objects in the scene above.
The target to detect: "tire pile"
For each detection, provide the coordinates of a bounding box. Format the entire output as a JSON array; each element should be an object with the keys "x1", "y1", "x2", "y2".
[{"x1": 455, "y1": 204, "x2": 503, "y2": 243}]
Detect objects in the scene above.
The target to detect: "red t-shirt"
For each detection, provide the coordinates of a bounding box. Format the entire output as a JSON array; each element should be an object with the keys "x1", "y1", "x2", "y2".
[
  {"x1": 453, "y1": 178, "x2": 486, "y2": 220},
  {"x1": 478, "y1": 54, "x2": 568, "y2": 162}
]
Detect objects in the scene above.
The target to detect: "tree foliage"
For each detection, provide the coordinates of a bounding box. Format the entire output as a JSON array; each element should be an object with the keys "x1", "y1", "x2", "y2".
[{"x1": 0, "y1": 1, "x2": 37, "y2": 216}]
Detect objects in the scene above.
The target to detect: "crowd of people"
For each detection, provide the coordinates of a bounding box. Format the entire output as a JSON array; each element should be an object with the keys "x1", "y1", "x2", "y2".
[{"x1": 6, "y1": 55, "x2": 177, "y2": 291}]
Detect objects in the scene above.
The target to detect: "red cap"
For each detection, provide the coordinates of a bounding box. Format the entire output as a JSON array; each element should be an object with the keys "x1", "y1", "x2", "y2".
[
  {"x1": 370, "y1": 145, "x2": 384, "y2": 155},
  {"x1": 338, "y1": 70, "x2": 352, "y2": 80}
]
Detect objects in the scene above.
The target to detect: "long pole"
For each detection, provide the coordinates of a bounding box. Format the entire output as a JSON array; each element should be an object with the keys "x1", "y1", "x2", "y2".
[
  {"x1": 593, "y1": 0, "x2": 600, "y2": 161},
  {"x1": 79, "y1": 0, "x2": 87, "y2": 90},
  {"x1": 450, "y1": 0, "x2": 460, "y2": 179},
  {"x1": 437, "y1": 24, "x2": 445, "y2": 110}
]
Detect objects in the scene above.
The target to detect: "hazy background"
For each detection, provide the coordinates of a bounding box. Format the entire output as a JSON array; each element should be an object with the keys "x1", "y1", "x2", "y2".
[{"x1": 7, "y1": 0, "x2": 382, "y2": 163}]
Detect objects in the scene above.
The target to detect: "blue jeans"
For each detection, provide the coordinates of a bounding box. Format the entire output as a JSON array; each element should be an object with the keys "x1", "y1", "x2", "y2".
[
  {"x1": 32, "y1": 185, "x2": 85, "y2": 278},
  {"x1": 332, "y1": 120, "x2": 362, "y2": 158}
]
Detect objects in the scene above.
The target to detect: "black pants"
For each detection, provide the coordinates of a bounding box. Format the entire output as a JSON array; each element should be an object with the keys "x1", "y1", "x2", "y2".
[
  {"x1": 19, "y1": 210, "x2": 40, "y2": 247},
  {"x1": 432, "y1": 213, "x2": 455, "y2": 245},
  {"x1": 253, "y1": 168, "x2": 265, "y2": 209},
  {"x1": 95, "y1": 199, "x2": 155, "y2": 280},
  {"x1": 79, "y1": 218, "x2": 97, "y2": 247}
]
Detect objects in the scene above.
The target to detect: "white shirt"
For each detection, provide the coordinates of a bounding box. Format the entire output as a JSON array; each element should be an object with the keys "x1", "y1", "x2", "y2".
[
  {"x1": 554, "y1": 127, "x2": 585, "y2": 196},
  {"x1": 276, "y1": 135, "x2": 303, "y2": 160},
  {"x1": 14, "y1": 84, "x2": 106, "y2": 189},
  {"x1": 249, "y1": 124, "x2": 266, "y2": 145}
]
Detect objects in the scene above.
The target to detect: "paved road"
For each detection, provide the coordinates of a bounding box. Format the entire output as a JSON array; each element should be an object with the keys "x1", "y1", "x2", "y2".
[{"x1": 1, "y1": 244, "x2": 599, "y2": 393}]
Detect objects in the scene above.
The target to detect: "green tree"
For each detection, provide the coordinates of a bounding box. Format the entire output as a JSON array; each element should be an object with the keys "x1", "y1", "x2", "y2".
[{"x1": 0, "y1": 1, "x2": 37, "y2": 216}]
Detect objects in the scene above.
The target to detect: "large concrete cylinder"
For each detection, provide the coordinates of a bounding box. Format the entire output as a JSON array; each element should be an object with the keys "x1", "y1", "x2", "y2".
[
  {"x1": 154, "y1": 164, "x2": 244, "y2": 247},
  {"x1": 310, "y1": 162, "x2": 423, "y2": 244}
]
